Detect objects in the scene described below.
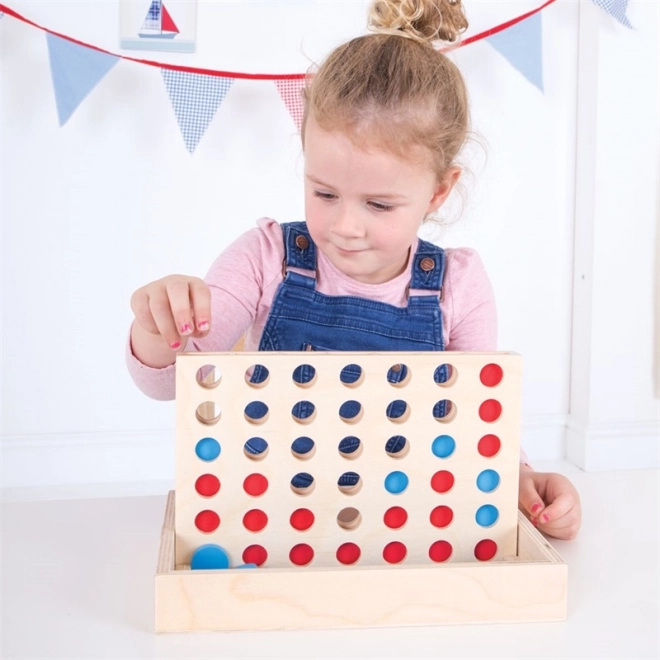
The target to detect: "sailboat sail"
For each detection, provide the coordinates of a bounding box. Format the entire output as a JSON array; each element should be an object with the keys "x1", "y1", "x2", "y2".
[{"x1": 139, "y1": 0, "x2": 179, "y2": 39}]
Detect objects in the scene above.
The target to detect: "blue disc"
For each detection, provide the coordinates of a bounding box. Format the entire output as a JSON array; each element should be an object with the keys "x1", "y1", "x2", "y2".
[
  {"x1": 338, "y1": 436, "x2": 361, "y2": 455},
  {"x1": 384, "y1": 471, "x2": 409, "y2": 494},
  {"x1": 195, "y1": 437, "x2": 221, "y2": 461},
  {"x1": 291, "y1": 436, "x2": 315, "y2": 455},
  {"x1": 245, "y1": 401, "x2": 268, "y2": 420},
  {"x1": 475, "y1": 504, "x2": 499, "y2": 527},
  {"x1": 476, "y1": 469, "x2": 500, "y2": 493},
  {"x1": 244, "y1": 437, "x2": 268, "y2": 456},
  {"x1": 432, "y1": 434, "x2": 456, "y2": 458},
  {"x1": 191, "y1": 544, "x2": 230, "y2": 570}
]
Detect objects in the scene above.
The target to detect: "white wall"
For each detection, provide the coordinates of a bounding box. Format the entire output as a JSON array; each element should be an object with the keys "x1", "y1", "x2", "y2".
[{"x1": 1, "y1": 0, "x2": 657, "y2": 491}]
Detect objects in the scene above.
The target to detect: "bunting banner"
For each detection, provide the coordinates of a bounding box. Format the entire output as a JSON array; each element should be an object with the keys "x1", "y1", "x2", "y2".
[{"x1": 0, "y1": 1, "x2": 633, "y2": 152}]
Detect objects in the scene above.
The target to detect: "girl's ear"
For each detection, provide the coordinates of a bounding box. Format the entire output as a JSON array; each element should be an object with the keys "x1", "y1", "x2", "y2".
[{"x1": 426, "y1": 167, "x2": 461, "y2": 214}]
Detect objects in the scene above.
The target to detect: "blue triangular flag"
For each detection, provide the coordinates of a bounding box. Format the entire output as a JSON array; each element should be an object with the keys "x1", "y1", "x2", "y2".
[
  {"x1": 487, "y1": 13, "x2": 544, "y2": 92},
  {"x1": 589, "y1": 0, "x2": 633, "y2": 28},
  {"x1": 161, "y1": 70, "x2": 234, "y2": 154},
  {"x1": 46, "y1": 33, "x2": 119, "y2": 126}
]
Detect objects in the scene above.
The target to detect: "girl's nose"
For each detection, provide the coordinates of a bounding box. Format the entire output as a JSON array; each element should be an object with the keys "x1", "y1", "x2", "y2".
[{"x1": 332, "y1": 205, "x2": 365, "y2": 238}]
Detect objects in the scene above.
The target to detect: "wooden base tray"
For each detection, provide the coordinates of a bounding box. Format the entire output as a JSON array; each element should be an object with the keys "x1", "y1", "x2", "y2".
[{"x1": 155, "y1": 491, "x2": 567, "y2": 632}]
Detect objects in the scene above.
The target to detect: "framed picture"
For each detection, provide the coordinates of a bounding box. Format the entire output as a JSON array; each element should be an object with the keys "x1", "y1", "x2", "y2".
[{"x1": 119, "y1": 0, "x2": 197, "y2": 53}]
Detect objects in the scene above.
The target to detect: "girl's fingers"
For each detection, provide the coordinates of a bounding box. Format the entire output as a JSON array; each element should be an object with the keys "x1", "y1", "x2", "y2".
[
  {"x1": 537, "y1": 492, "x2": 576, "y2": 525},
  {"x1": 189, "y1": 280, "x2": 212, "y2": 335},
  {"x1": 166, "y1": 280, "x2": 197, "y2": 341},
  {"x1": 148, "y1": 289, "x2": 184, "y2": 349}
]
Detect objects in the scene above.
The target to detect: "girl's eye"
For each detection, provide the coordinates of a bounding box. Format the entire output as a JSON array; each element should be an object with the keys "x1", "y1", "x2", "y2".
[
  {"x1": 314, "y1": 191, "x2": 336, "y2": 201},
  {"x1": 369, "y1": 201, "x2": 395, "y2": 212}
]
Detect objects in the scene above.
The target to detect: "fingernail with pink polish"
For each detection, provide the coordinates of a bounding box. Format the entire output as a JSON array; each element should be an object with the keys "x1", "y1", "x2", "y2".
[
  {"x1": 531, "y1": 503, "x2": 542, "y2": 514},
  {"x1": 180, "y1": 324, "x2": 193, "y2": 335},
  {"x1": 198, "y1": 320, "x2": 209, "y2": 331},
  {"x1": 170, "y1": 341, "x2": 182, "y2": 350},
  {"x1": 541, "y1": 514, "x2": 549, "y2": 523}
]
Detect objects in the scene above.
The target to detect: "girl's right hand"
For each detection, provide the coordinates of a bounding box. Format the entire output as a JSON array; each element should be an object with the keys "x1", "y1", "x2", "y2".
[{"x1": 130, "y1": 275, "x2": 212, "y2": 352}]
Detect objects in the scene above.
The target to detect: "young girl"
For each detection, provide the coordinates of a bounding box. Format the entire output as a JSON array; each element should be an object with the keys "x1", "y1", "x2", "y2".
[{"x1": 128, "y1": 0, "x2": 581, "y2": 540}]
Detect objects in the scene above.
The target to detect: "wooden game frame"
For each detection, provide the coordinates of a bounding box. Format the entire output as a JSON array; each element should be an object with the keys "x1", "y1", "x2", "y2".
[
  {"x1": 155, "y1": 492, "x2": 567, "y2": 631},
  {"x1": 154, "y1": 351, "x2": 567, "y2": 632}
]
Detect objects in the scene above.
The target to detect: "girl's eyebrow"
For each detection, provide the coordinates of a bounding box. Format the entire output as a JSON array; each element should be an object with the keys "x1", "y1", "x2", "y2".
[{"x1": 305, "y1": 174, "x2": 407, "y2": 201}]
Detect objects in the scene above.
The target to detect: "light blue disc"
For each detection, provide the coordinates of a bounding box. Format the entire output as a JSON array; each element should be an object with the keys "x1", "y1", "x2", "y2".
[
  {"x1": 384, "y1": 471, "x2": 409, "y2": 494},
  {"x1": 191, "y1": 544, "x2": 230, "y2": 570},
  {"x1": 475, "y1": 504, "x2": 499, "y2": 527},
  {"x1": 476, "y1": 469, "x2": 500, "y2": 493},
  {"x1": 195, "y1": 437, "x2": 221, "y2": 461},
  {"x1": 432, "y1": 434, "x2": 456, "y2": 458}
]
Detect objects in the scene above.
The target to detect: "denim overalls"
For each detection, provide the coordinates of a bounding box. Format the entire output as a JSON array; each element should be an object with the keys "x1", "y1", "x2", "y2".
[{"x1": 246, "y1": 221, "x2": 449, "y2": 478}]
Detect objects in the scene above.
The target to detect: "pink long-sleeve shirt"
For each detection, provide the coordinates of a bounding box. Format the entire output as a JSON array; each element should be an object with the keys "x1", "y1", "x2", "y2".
[{"x1": 127, "y1": 218, "x2": 497, "y2": 401}]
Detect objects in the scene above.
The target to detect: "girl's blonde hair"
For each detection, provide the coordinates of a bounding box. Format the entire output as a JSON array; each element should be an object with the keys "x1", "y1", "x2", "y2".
[{"x1": 302, "y1": 0, "x2": 469, "y2": 182}]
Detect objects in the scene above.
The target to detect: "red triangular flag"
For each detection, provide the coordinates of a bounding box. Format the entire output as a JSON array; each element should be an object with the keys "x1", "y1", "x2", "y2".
[{"x1": 275, "y1": 79, "x2": 306, "y2": 130}]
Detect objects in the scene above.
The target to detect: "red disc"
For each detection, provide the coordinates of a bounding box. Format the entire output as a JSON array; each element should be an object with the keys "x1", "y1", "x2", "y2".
[
  {"x1": 430, "y1": 505, "x2": 454, "y2": 528},
  {"x1": 478, "y1": 434, "x2": 501, "y2": 457},
  {"x1": 195, "y1": 474, "x2": 220, "y2": 497},
  {"x1": 289, "y1": 543, "x2": 314, "y2": 566},
  {"x1": 480, "y1": 363, "x2": 503, "y2": 387},
  {"x1": 431, "y1": 470, "x2": 455, "y2": 493},
  {"x1": 243, "y1": 473, "x2": 269, "y2": 496},
  {"x1": 336, "y1": 542, "x2": 361, "y2": 565},
  {"x1": 479, "y1": 399, "x2": 502, "y2": 422},
  {"x1": 429, "y1": 540, "x2": 453, "y2": 563},
  {"x1": 194, "y1": 509, "x2": 220, "y2": 533},
  {"x1": 474, "y1": 539, "x2": 498, "y2": 561},
  {"x1": 383, "y1": 506, "x2": 408, "y2": 529},
  {"x1": 242, "y1": 544, "x2": 268, "y2": 566},
  {"x1": 243, "y1": 509, "x2": 268, "y2": 532},
  {"x1": 290, "y1": 508, "x2": 315, "y2": 531},
  {"x1": 383, "y1": 541, "x2": 407, "y2": 564}
]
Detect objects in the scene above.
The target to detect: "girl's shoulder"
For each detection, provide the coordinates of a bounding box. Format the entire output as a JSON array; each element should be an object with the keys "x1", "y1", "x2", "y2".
[{"x1": 443, "y1": 246, "x2": 491, "y2": 284}]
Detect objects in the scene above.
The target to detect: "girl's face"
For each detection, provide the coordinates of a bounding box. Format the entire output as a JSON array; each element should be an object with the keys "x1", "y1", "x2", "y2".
[{"x1": 303, "y1": 117, "x2": 458, "y2": 285}]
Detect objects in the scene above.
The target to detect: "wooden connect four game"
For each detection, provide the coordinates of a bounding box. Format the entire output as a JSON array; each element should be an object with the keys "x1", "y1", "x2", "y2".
[{"x1": 155, "y1": 351, "x2": 567, "y2": 632}]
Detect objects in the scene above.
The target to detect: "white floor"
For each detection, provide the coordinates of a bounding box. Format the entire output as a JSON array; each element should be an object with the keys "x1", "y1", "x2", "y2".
[{"x1": 2, "y1": 462, "x2": 659, "y2": 660}]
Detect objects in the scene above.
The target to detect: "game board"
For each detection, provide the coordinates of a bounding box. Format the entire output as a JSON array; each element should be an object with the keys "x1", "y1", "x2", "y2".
[{"x1": 174, "y1": 351, "x2": 522, "y2": 569}]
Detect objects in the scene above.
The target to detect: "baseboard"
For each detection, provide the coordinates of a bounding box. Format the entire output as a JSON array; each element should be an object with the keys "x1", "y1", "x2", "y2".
[
  {"x1": 1, "y1": 416, "x2": 568, "y2": 495},
  {"x1": 566, "y1": 418, "x2": 660, "y2": 471}
]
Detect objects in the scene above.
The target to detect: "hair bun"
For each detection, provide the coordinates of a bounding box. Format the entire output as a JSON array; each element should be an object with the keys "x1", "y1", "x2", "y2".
[{"x1": 369, "y1": 0, "x2": 468, "y2": 44}]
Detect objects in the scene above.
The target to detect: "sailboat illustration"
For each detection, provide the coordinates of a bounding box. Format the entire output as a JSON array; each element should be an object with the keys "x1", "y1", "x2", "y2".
[{"x1": 138, "y1": 0, "x2": 179, "y2": 39}]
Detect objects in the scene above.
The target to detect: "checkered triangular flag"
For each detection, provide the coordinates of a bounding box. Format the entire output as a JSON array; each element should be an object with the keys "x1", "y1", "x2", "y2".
[
  {"x1": 590, "y1": 0, "x2": 633, "y2": 28},
  {"x1": 275, "y1": 79, "x2": 306, "y2": 131},
  {"x1": 161, "y1": 70, "x2": 234, "y2": 153}
]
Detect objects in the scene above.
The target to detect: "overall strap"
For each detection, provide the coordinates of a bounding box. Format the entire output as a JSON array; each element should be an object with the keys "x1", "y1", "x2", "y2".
[
  {"x1": 409, "y1": 238, "x2": 446, "y2": 298},
  {"x1": 281, "y1": 222, "x2": 318, "y2": 285}
]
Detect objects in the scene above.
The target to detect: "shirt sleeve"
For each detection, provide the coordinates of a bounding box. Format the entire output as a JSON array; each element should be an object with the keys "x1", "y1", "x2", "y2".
[
  {"x1": 443, "y1": 248, "x2": 498, "y2": 352},
  {"x1": 125, "y1": 219, "x2": 284, "y2": 401}
]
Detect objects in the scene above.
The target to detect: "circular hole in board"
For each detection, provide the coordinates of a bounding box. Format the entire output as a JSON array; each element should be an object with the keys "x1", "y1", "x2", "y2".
[
  {"x1": 386, "y1": 363, "x2": 411, "y2": 387},
  {"x1": 386, "y1": 400, "x2": 410, "y2": 423},
  {"x1": 338, "y1": 472, "x2": 362, "y2": 495},
  {"x1": 339, "y1": 401, "x2": 363, "y2": 423},
  {"x1": 195, "y1": 364, "x2": 221, "y2": 389},
  {"x1": 243, "y1": 437, "x2": 268, "y2": 460},
  {"x1": 290, "y1": 508, "x2": 315, "y2": 531},
  {"x1": 476, "y1": 469, "x2": 500, "y2": 493},
  {"x1": 480, "y1": 363, "x2": 503, "y2": 387},
  {"x1": 433, "y1": 400, "x2": 457, "y2": 423},
  {"x1": 243, "y1": 473, "x2": 268, "y2": 497},
  {"x1": 338, "y1": 436, "x2": 363, "y2": 459},
  {"x1": 479, "y1": 399, "x2": 502, "y2": 422},
  {"x1": 291, "y1": 472, "x2": 315, "y2": 495},
  {"x1": 292, "y1": 364, "x2": 317, "y2": 387},
  {"x1": 336, "y1": 542, "x2": 361, "y2": 565},
  {"x1": 291, "y1": 436, "x2": 316, "y2": 460},
  {"x1": 242, "y1": 544, "x2": 268, "y2": 567},
  {"x1": 429, "y1": 540, "x2": 453, "y2": 563},
  {"x1": 434, "y1": 363, "x2": 457, "y2": 387},
  {"x1": 475, "y1": 504, "x2": 499, "y2": 527},
  {"x1": 195, "y1": 509, "x2": 220, "y2": 533},
  {"x1": 383, "y1": 541, "x2": 407, "y2": 564},
  {"x1": 340, "y1": 364, "x2": 364, "y2": 387},
  {"x1": 195, "y1": 401, "x2": 221, "y2": 425},
  {"x1": 474, "y1": 539, "x2": 498, "y2": 561},
  {"x1": 385, "y1": 435, "x2": 410, "y2": 458},
  {"x1": 336, "y1": 507, "x2": 362, "y2": 530},
  {"x1": 244, "y1": 364, "x2": 270, "y2": 388},
  {"x1": 478, "y1": 434, "x2": 501, "y2": 457},
  {"x1": 292, "y1": 401, "x2": 317, "y2": 424},
  {"x1": 243, "y1": 509, "x2": 268, "y2": 532},
  {"x1": 383, "y1": 506, "x2": 408, "y2": 529},
  {"x1": 384, "y1": 470, "x2": 409, "y2": 494},
  {"x1": 431, "y1": 470, "x2": 455, "y2": 493},
  {"x1": 195, "y1": 474, "x2": 220, "y2": 497},
  {"x1": 289, "y1": 543, "x2": 314, "y2": 566},
  {"x1": 431, "y1": 434, "x2": 456, "y2": 458},
  {"x1": 244, "y1": 401, "x2": 269, "y2": 424},
  {"x1": 430, "y1": 505, "x2": 454, "y2": 528},
  {"x1": 195, "y1": 437, "x2": 221, "y2": 462}
]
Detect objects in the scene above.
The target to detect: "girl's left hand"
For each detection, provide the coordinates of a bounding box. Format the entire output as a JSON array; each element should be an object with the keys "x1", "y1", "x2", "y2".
[{"x1": 518, "y1": 465, "x2": 582, "y2": 540}]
